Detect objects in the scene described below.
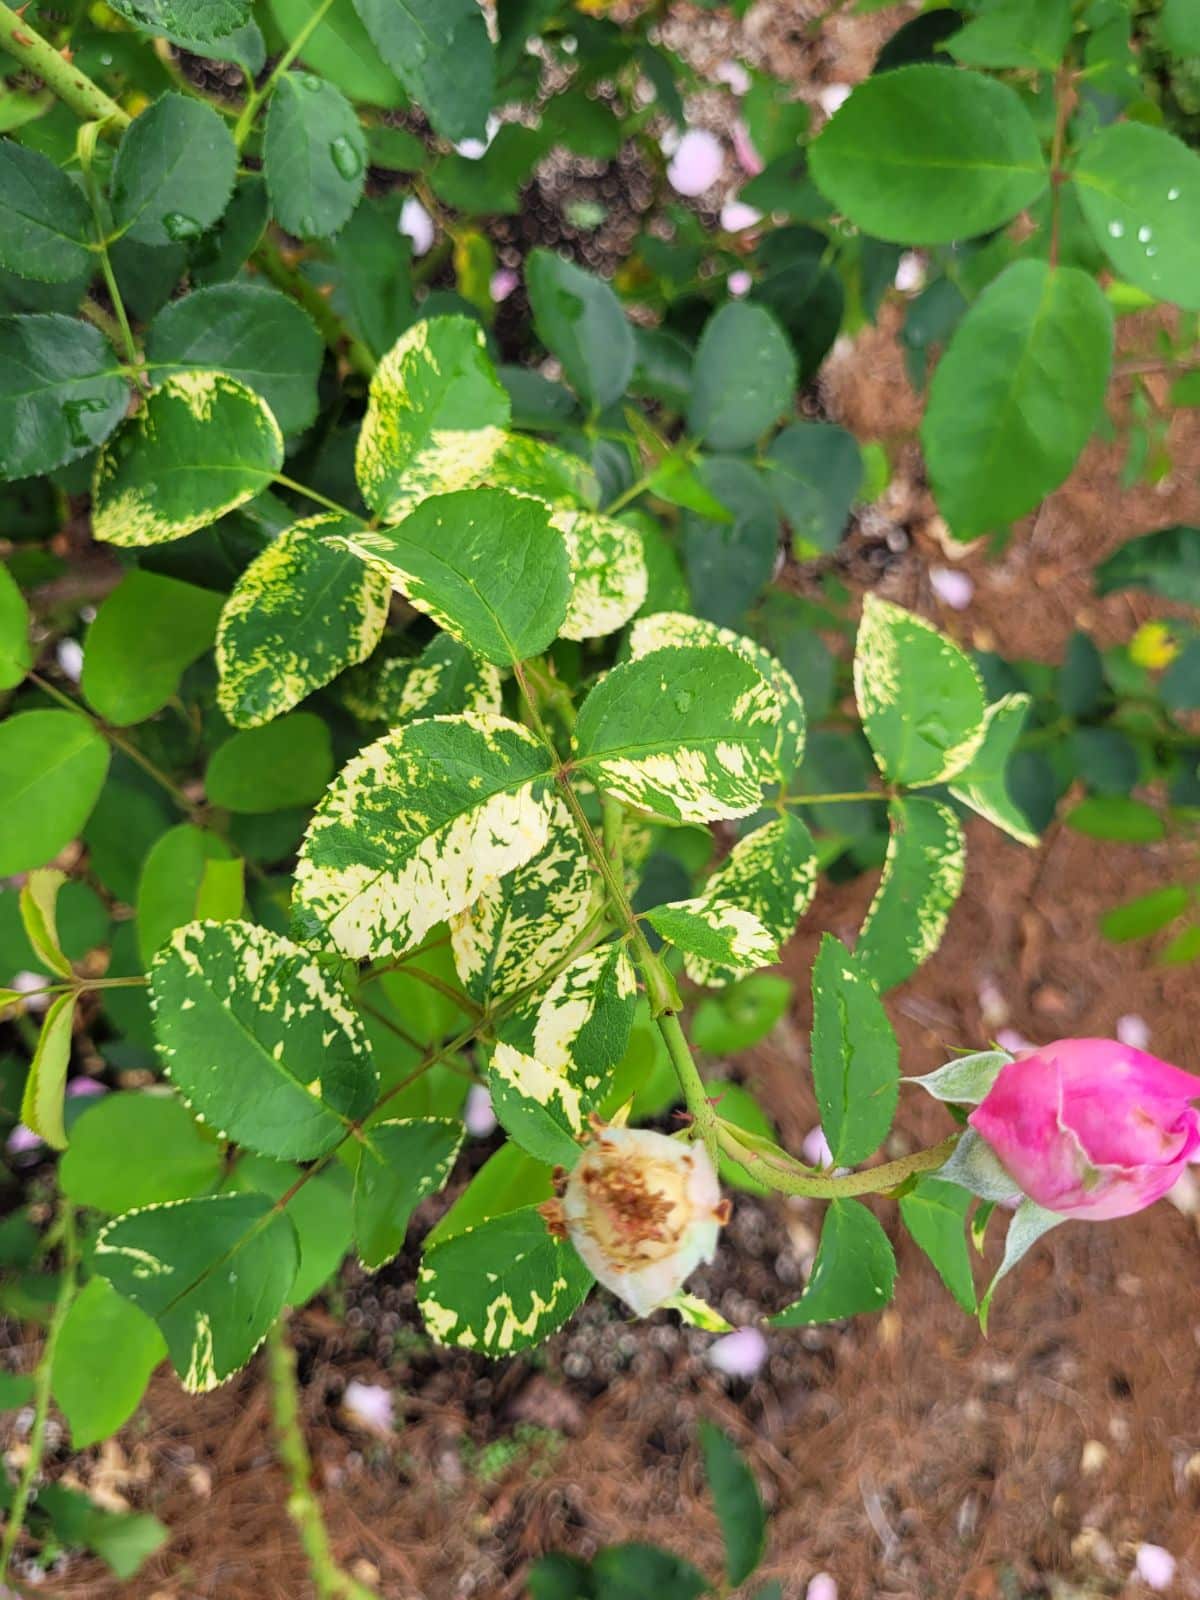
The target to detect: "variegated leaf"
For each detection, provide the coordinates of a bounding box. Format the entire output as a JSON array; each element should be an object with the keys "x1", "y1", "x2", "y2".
[
  {"x1": 856, "y1": 798, "x2": 966, "y2": 993},
  {"x1": 151, "y1": 919, "x2": 377, "y2": 1160},
  {"x1": 344, "y1": 487, "x2": 572, "y2": 667},
  {"x1": 853, "y1": 595, "x2": 986, "y2": 785},
  {"x1": 488, "y1": 1040, "x2": 589, "y2": 1165},
  {"x1": 216, "y1": 515, "x2": 392, "y2": 729},
  {"x1": 553, "y1": 510, "x2": 648, "y2": 641},
  {"x1": 355, "y1": 316, "x2": 510, "y2": 522},
  {"x1": 450, "y1": 795, "x2": 598, "y2": 1004},
  {"x1": 573, "y1": 646, "x2": 781, "y2": 823},
  {"x1": 629, "y1": 611, "x2": 805, "y2": 781},
  {"x1": 676, "y1": 814, "x2": 818, "y2": 987},
  {"x1": 483, "y1": 433, "x2": 598, "y2": 508},
  {"x1": 418, "y1": 1205, "x2": 593, "y2": 1354},
  {"x1": 93, "y1": 372, "x2": 284, "y2": 547},
  {"x1": 94, "y1": 1194, "x2": 299, "y2": 1393},
  {"x1": 948, "y1": 693, "x2": 1039, "y2": 845},
  {"x1": 645, "y1": 899, "x2": 778, "y2": 978},
  {"x1": 354, "y1": 1117, "x2": 465, "y2": 1269},
  {"x1": 293, "y1": 713, "x2": 557, "y2": 960},
  {"x1": 338, "y1": 633, "x2": 502, "y2": 727}
]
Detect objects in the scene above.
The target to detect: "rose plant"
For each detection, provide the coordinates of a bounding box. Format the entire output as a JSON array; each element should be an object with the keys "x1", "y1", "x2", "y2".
[{"x1": 0, "y1": 0, "x2": 1198, "y2": 1590}]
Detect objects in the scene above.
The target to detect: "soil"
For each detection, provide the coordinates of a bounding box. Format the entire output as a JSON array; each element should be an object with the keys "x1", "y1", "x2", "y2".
[{"x1": 7, "y1": 3, "x2": 1200, "y2": 1598}]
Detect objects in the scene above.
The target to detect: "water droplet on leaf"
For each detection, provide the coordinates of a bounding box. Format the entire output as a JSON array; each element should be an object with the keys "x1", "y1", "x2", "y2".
[
  {"x1": 329, "y1": 136, "x2": 362, "y2": 180},
  {"x1": 1137, "y1": 225, "x2": 1152, "y2": 243},
  {"x1": 1107, "y1": 220, "x2": 1125, "y2": 239},
  {"x1": 162, "y1": 211, "x2": 201, "y2": 241}
]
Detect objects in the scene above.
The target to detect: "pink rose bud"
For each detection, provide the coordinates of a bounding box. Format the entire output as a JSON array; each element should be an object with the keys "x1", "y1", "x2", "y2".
[
  {"x1": 543, "y1": 1124, "x2": 730, "y2": 1317},
  {"x1": 969, "y1": 1039, "x2": 1200, "y2": 1221}
]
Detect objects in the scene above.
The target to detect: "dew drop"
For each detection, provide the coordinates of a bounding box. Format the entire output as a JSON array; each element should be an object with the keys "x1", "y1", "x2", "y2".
[
  {"x1": 300, "y1": 72, "x2": 323, "y2": 91},
  {"x1": 299, "y1": 215, "x2": 317, "y2": 237},
  {"x1": 1146, "y1": 246, "x2": 1157, "y2": 257},
  {"x1": 1168, "y1": 187, "x2": 1180, "y2": 201},
  {"x1": 100, "y1": 51, "x2": 113, "y2": 64},
  {"x1": 1137, "y1": 225, "x2": 1152, "y2": 243},
  {"x1": 162, "y1": 211, "x2": 201, "y2": 241},
  {"x1": 62, "y1": 396, "x2": 110, "y2": 447},
  {"x1": 1107, "y1": 219, "x2": 1125, "y2": 239},
  {"x1": 329, "y1": 135, "x2": 362, "y2": 180}
]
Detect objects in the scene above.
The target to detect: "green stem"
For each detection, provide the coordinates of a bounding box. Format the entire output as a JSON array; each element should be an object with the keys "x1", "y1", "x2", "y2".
[
  {"x1": 717, "y1": 1126, "x2": 960, "y2": 1198},
  {"x1": 0, "y1": 2, "x2": 129, "y2": 129},
  {"x1": 234, "y1": 0, "x2": 338, "y2": 147},
  {"x1": 77, "y1": 123, "x2": 143, "y2": 381},
  {"x1": 266, "y1": 1320, "x2": 378, "y2": 1600},
  {"x1": 403, "y1": 965, "x2": 482, "y2": 1023},
  {"x1": 0, "y1": 1206, "x2": 78, "y2": 1584},
  {"x1": 255, "y1": 240, "x2": 376, "y2": 379},
  {"x1": 272, "y1": 472, "x2": 364, "y2": 519},
  {"x1": 604, "y1": 467, "x2": 658, "y2": 516},
  {"x1": 790, "y1": 790, "x2": 889, "y2": 806}
]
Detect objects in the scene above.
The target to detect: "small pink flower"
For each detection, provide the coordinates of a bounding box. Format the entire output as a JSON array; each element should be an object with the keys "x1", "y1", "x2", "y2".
[
  {"x1": 666, "y1": 129, "x2": 724, "y2": 197},
  {"x1": 463, "y1": 1083, "x2": 497, "y2": 1138},
  {"x1": 727, "y1": 270, "x2": 752, "y2": 299},
  {"x1": 969, "y1": 1039, "x2": 1200, "y2": 1221},
  {"x1": 730, "y1": 119, "x2": 763, "y2": 178},
  {"x1": 490, "y1": 269, "x2": 519, "y2": 304},
  {"x1": 708, "y1": 1326, "x2": 767, "y2": 1379},
  {"x1": 1136, "y1": 1543, "x2": 1176, "y2": 1591}
]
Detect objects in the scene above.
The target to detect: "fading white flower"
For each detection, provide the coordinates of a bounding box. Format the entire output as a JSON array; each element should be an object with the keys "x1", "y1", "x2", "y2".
[
  {"x1": 715, "y1": 60, "x2": 751, "y2": 96},
  {"x1": 720, "y1": 197, "x2": 762, "y2": 233},
  {"x1": 929, "y1": 566, "x2": 974, "y2": 611},
  {"x1": 56, "y1": 639, "x2": 84, "y2": 682},
  {"x1": 342, "y1": 1381, "x2": 394, "y2": 1434},
  {"x1": 728, "y1": 269, "x2": 752, "y2": 299},
  {"x1": 818, "y1": 83, "x2": 852, "y2": 117},
  {"x1": 666, "y1": 128, "x2": 724, "y2": 197},
  {"x1": 398, "y1": 197, "x2": 435, "y2": 257},
  {"x1": 1117, "y1": 1013, "x2": 1151, "y2": 1051},
  {"x1": 1135, "y1": 1544, "x2": 1176, "y2": 1592},
  {"x1": 708, "y1": 1326, "x2": 768, "y2": 1379},
  {"x1": 545, "y1": 1124, "x2": 729, "y2": 1317},
  {"x1": 463, "y1": 1083, "x2": 497, "y2": 1138}
]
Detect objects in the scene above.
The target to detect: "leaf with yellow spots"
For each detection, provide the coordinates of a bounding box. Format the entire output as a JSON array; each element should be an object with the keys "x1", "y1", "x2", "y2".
[
  {"x1": 483, "y1": 433, "x2": 599, "y2": 509},
  {"x1": 338, "y1": 632, "x2": 503, "y2": 728},
  {"x1": 554, "y1": 509, "x2": 648, "y2": 642},
  {"x1": 293, "y1": 712, "x2": 557, "y2": 961},
  {"x1": 217, "y1": 515, "x2": 393, "y2": 729},
  {"x1": 573, "y1": 645, "x2": 781, "y2": 823},
  {"x1": 644, "y1": 899, "x2": 777, "y2": 979},
  {"x1": 353, "y1": 1117, "x2": 464, "y2": 1269},
  {"x1": 94, "y1": 1194, "x2": 299, "y2": 1393},
  {"x1": 345, "y1": 487, "x2": 572, "y2": 667},
  {"x1": 418, "y1": 1204, "x2": 593, "y2": 1354},
  {"x1": 151, "y1": 919, "x2": 378, "y2": 1160},
  {"x1": 856, "y1": 797, "x2": 965, "y2": 993},
  {"x1": 92, "y1": 372, "x2": 284, "y2": 548},
  {"x1": 948, "y1": 694, "x2": 1039, "y2": 846},
  {"x1": 354, "y1": 316, "x2": 510, "y2": 522},
  {"x1": 629, "y1": 611, "x2": 806, "y2": 781},
  {"x1": 854, "y1": 595, "x2": 987, "y2": 786}
]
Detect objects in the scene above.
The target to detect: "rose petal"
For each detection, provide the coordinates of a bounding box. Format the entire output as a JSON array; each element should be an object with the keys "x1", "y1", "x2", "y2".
[
  {"x1": 1135, "y1": 1544, "x2": 1176, "y2": 1591},
  {"x1": 929, "y1": 566, "x2": 974, "y2": 611},
  {"x1": 666, "y1": 129, "x2": 724, "y2": 197},
  {"x1": 720, "y1": 198, "x2": 762, "y2": 233},
  {"x1": 342, "y1": 1381, "x2": 394, "y2": 1433},
  {"x1": 708, "y1": 1326, "x2": 768, "y2": 1379},
  {"x1": 728, "y1": 270, "x2": 752, "y2": 299},
  {"x1": 1116, "y1": 1013, "x2": 1150, "y2": 1051},
  {"x1": 463, "y1": 1083, "x2": 497, "y2": 1139},
  {"x1": 398, "y1": 197, "x2": 435, "y2": 257},
  {"x1": 807, "y1": 1576, "x2": 838, "y2": 1600}
]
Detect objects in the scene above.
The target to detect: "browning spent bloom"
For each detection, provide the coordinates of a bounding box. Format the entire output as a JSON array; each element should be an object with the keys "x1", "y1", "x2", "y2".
[{"x1": 541, "y1": 1123, "x2": 730, "y2": 1317}]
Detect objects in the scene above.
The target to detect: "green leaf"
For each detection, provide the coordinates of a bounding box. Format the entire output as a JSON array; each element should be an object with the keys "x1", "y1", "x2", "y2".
[
  {"x1": 0, "y1": 141, "x2": 93, "y2": 283},
  {"x1": 227, "y1": 1155, "x2": 352, "y2": 1305},
  {"x1": 573, "y1": 645, "x2": 781, "y2": 823},
  {"x1": 554, "y1": 509, "x2": 647, "y2": 642},
  {"x1": 856, "y1": 797, "x2": 965, "y2": 993},
  {"x1": 0, "y1": 710, "x2": 110, "y2": 875},
  {"x1": 772, "y1": 1198, "x2": 897, "y2": 1326},
  {"x1": 898, "y1": 1177, "x2": 975, "y2": 1314},
  {"x1": 450, "y1": 795, "x2": 595, "y2": 1005},
  {"x1": 19, "y1": 869, "x2": 73, "y2": 977},
  {"x1": 591, "y1": 1546, "x2": 709, "y2": 1600},
  {"x1": 1073, "y1": 122, "x2": 1200, "y2": 310},
  {"x1": 294, "y1": 713, "x2": 556, "y2": 960},
  {"x1": 264, "y1": 73, "x2": 366, "y2": 241},
  {"x1": 354, "y1": 1117, "x2": 464, "y2": 1269},
  {"x1": 92, "y1": 373, "x2": 284, "y2": 547},
  {"x1": 810, "y1": 65, "x2": 1047, "y2": 244},
  {"x1": 922, "y1": 261, "x2": 1113, "y2": 538},
  {"x1": 688, "y1": 302, "x2": 796, "y2": 453},
  {"x1": 946, "y1": 0, "x2": 1072, "y2": 70},
  {"x1": 418, "y1": 1204, "x2": 592, "y2": 1354},
  {"x1": 1162, "y1": 0, "x2": 1200, "y2": 54},
  {"x1": 339, "y1": 631, "x2": 502, "y2": 727},
  {"x1": 267, "y1": 0, "x2": 407, "y2": 107},
  {"x1": 699, "y1": 1422, "x2": 766, "y2": 1586},
  {"x1": 206, "y1": 711, "x2": 333, "y2": 812},
  {"x1": 810, "y1": 933, "x2": 898, "y2": 1166},
  {"x1": 82, "y1": 570, "x2": 223, "y2": 726},
  {"x1": 111, "y1": 92, "x2": 237, "y2": 247},
  {"x1": 692, "y1": 974, "x2": 792, "y2": 1055},
  {"x1": 152, "y1": 918, "x2": 377, "y2": 1160},
  {"x1": 0, "y1": 314, "x2": 128, "y2": 480},
  {"x1": 526, "y1": 250, "x2": 634, "y2": 412},
  {"x1": 1064, "y1": 795, "x2": 1165, "y2": 843},
  {"x1": 1093, "y1": 524, "x2": 1200, "y2": 604},
  {"x1": 19, "y1": 992, "x2": 75, "y2": 1150},
  {"x1": 30, "y1": 1484, "x2": 167, "y2": 1579},
  {"x1": 910, "y1": 1050, "x2": 1008, "y2": 1106},
  {"x1": 0, "y1": 561, "x2": 29, "y2": 687},
  {"x1": 350, "y1": 0, "x2": 493, "y2": 142},
  {"x1": 135, "y1": 823, "x2": 234, "y2": 966},
  {"x1": 486, "y1": 434, "x2": 598, "y2": 510},
  {"x1": 59, "y1": 1092, "x2": 223, "y2": 1211},
  {"x1": 646, "y1": 900, "x2": 778, "y2": 977},
  {"x1": 853, "y1": 594, "x2": 986, "y2": 785},
  {"x1": 53, "y1": 1277, "x2": 166, "y2": 1448},
  {"x1": 146, "y1": 282, "x2": 323, "y2": 437},
  {"x1": 354, "y1": 316, "x2": 509, "y2": 521},
  {"x1": 764, "y1": 421, "x2": 863, "y2": 556},
  {"x1": 948, "y1": 693, "x2": 1038, "y2": 846},
  {"x1": 107, "y1": 0, "x2": 250, "y2": 41},
  {"x1": 427, "y1": 1141, "x2": 555, "y2": 1247},
  {"x1": 347, "y1": 487, "x2": 571, "y2": 666},
  {"x1": 1100, "y1": 885, "x2": 1189, "y2": 942},
  {"x1": 94, "y1": 1193, "x2": 299, "y2": 1392},
  {"x1": 980, "y1": 1198, "x2": 1064, "y2": 1329}
]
